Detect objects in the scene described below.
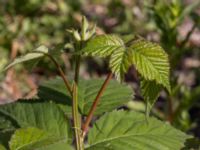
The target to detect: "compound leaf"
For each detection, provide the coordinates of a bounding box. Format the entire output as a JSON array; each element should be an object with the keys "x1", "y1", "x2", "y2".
[{"x1": 82, "y1": 35, "x2": 170, "y2": 90}]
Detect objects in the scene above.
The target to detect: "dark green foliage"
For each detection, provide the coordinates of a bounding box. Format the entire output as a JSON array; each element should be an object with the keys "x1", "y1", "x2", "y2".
[{"x1": 38, "y1": 77, "x2": 133, "y2": 115}]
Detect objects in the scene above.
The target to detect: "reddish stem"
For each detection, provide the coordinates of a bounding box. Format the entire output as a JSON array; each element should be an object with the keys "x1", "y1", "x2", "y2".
[
  {"x1": 82, "y1": 72, "x2": 113, "y2": 136},
  {"x1": 47, "y1": 54, "x2": 72, "y2": 95}
]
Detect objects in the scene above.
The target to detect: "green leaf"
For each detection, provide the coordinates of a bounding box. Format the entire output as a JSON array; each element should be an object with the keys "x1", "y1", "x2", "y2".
[
  {"x1": 9, "y1": 127, "x2": 48, "y2": 150},
  {"x1": 81, "y1": 34, "x2": 125, "y2": 57},
  {"x1": 86, "y1": 110, "x2": 190, "y2": 150},
  {"x1": 128, "y1": 39, "x2": 171, "y2": 92},
  {"x1": 5, "y1": 45, "x2": 48, "y2": 70},
  {"x1": 140, "y1": 79, "x2": 162, "y2": 117},
  {"x1": 0, "y1": 100, "x2": 71, "y2": 139},
  {"x1": 9, "y1": 127, "x2": 73, "y2": 150},
  {"x1": 38, "y1": 77, "x2": 133, "y2": 115},
  {"x1": 37, "y1": 77, "x2": 72, "y2": 116},
  {"x1": 78, "y1": 79, "x2": 133, "y2": 115}
]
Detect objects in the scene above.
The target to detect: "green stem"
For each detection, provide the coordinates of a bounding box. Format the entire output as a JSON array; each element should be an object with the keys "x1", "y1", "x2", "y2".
[
  {"x1": 74, "y1": 56, "x2": 81, "y2": 83},
  {"x1": 73, "y1": 42, "x2": 84, "y2": 150},
  {"x1": 82, "y1": 72, "x2": 113, "y2": 137},
  {"x1": 72, "y1": 82, "x2": 83, "y2": 150}
]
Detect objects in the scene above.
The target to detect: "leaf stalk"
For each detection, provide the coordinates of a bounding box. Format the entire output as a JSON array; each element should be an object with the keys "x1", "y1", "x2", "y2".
[
  {"x1": 46, "y1": 54, "x2": 72, "y2": 95},
  {"x1": 82, "y1": 72, "x2": 113, "y2": 136}
]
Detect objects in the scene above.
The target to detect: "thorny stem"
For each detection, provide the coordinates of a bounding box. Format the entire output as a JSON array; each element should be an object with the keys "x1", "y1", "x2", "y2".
[
  {"x1": 82, "y1": 72, "x2": 113, "y2": 136},
  {"x1": 46, "y1": 54, "x2": 72, "y2": 95}
]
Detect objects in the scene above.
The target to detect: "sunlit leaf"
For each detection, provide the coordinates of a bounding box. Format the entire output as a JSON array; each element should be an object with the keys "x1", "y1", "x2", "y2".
[
  {"x1": 128, "y1": 39, "x2": 171, "y2": 92},
  {"x1": 81, "y1": 34, "x2": 124, "y2": 57}
]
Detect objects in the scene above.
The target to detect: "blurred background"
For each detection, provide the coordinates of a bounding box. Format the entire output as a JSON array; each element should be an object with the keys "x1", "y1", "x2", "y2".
[{"x1": 0, "y1": 0, "x2": 200, "y2": 147}]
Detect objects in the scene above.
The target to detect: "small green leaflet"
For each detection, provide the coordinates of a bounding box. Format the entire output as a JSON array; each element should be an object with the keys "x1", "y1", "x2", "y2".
[
  {"x1": 5, "y1": 45, "x2": 48, "y2": 70},
  {"x1": 81, "y1": 34, "x2": 124, "y2": 57},
  {"x1": 128, "y1": 39, "x2": 171, "y2": 93}
]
